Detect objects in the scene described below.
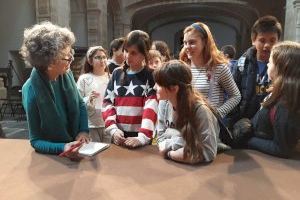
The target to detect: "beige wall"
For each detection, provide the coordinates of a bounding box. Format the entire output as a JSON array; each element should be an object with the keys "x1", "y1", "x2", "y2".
[
  {"x1": 0, "y1": 0, "x2": 35, "y2": 85},
  {"x1": 0, "y1": 0, "x2": 35, "y2": 67}
]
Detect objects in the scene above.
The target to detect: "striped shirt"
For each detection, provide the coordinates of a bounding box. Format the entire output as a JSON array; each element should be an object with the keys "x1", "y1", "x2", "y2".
[{"x1": 191, "y1": 64, "x2": 241, "y2": 117}]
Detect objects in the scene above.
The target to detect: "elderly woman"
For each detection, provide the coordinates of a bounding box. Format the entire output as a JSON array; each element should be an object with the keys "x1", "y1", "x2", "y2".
[{"x1": 20, "y1": 22, "x2": 89, "y2": 159}]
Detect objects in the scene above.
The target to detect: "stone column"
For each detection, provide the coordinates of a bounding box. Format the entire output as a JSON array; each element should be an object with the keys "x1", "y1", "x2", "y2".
[
  {"x1": 284, "y1": 0, "x2": 300, "y2": 41},
  {"x1": 294, "y1": 0, "x2": 300, "y2": 42},
  {"x1": 112, "y1": 20, "x2": 130, "y2": 38},
  {"x1": 35, "y1": 0, "x2": 71, "y2": 27},
  {"x1": 122, "y1": 23, "x2": 131, "y2": 36},
  {"x1": 113, "y1": 11, "x2": 123, "y2": 38},
  {"x1": 120, "y1": 12, "x2": 132, "y2": 37},
  {"x1": 86, "y1": 0, "x2": 108, "y2": 48}
]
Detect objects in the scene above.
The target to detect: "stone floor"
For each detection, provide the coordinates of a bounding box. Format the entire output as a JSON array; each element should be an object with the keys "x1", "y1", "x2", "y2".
[{"x1": 0, "y1": 120, "x2": 28, "y2": 139}]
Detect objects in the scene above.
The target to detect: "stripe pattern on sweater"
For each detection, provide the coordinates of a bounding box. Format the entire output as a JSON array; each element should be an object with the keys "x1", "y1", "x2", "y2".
[{"x1": 102, "y1": 67, "x2": 158, "y2": 138}]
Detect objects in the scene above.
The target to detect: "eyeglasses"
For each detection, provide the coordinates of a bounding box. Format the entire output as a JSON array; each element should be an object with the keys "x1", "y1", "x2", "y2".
[
  {"x1": 61, "y1": 55, "x2": 74, "y2": 63},
  {"x1": 93, "y1": 56, "x2": 107, "y2": 60},
  {"x1": 60, "y1": 49, "x2": 75, "y2": 63}
]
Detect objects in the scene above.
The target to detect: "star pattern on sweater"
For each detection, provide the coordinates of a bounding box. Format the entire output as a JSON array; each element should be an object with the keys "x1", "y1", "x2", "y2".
[
  {"x1": 124, "y1": 81, "x2": 138, "y2": 95},
  {"x1": 104, "y1": 89, "x2": 115, "y2": 102},
  {"x1": 140, "y1": 80, "x2": 149, "y2": 96},
  {"x1": 147, "y1": 85, "x2": 153, "y2": 93},
  {"x1": 114, "y1": 80, "x2": 122, "y2": 96}
]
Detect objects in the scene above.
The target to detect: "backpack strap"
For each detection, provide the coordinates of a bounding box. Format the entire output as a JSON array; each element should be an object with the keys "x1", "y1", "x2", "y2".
[
  {"x1": 217, "y1": 114, "x2": 234, "y2": 146},
  {"x1": 194, "y1": 101, "x2": 234, "y2": 147},
  {"x1": 269, "y1": 105, "x2": 277, "y2": 125}
]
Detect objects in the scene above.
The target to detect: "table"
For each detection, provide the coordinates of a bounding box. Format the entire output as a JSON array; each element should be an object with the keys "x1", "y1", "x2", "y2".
[{"x1": 0, "y1": 139, "x2": 299, "y2": 200}]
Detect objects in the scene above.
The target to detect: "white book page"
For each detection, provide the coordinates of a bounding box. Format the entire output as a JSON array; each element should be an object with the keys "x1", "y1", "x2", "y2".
[{"x1": 79, "y1": 142, "x2": 110, "y2": 156}]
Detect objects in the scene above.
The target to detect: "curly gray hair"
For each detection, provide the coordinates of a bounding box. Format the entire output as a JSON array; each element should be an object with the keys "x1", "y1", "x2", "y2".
[{"x1": 20, "y1": 21, "x2": 75, "y2": 71}]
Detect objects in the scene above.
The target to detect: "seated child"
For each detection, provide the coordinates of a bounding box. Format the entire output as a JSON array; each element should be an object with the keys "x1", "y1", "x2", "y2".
[{"x1": 155, "y1": 60, "x2": 227, "y2": 164}]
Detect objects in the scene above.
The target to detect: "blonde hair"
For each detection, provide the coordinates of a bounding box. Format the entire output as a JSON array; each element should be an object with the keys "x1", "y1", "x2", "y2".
[
  {"x1": 182, "y1": 22, "x2": 228, "y2": 70},
  {"x1": 179, "y1": 47, "x2": 189, "y2": 64}
]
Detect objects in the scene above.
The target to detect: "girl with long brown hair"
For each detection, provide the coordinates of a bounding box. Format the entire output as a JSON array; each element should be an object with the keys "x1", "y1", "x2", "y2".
[
  {"x1": 154, "y1": 60, "x2": 220, "y2": 164},
  {"x1": 237, "y1": 41, "x2": 300, "y2": 158},
  {"x1": 180, "y1": 22, "x2": 241, "y2": 118}
]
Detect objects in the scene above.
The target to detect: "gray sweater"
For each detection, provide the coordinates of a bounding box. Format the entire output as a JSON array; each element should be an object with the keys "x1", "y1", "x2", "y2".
[{"x1": 156, "y1": 100, "x2": 219, "y2": 162}]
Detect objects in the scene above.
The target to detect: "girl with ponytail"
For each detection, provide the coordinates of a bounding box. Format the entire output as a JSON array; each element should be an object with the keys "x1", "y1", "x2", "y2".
[
  {"x1": 155, "y1": 60, "x2": 220, "y2": 164},
  {"x1": 102, "y1": 30, "x2": 158, "y2": 148}
]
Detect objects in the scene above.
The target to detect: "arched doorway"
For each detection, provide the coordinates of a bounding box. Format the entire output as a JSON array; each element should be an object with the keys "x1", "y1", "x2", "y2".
[{"x1": 129, "y1": 0, "x2": 285, "y2": 57}]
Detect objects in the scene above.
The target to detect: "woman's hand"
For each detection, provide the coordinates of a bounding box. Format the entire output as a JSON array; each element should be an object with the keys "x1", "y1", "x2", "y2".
[
  {"x1": 76, "y1": 132, "x2": 91, "y2": 143},
  {"x1": 112, "y1": 129, "x2": 126, "y2": 146},
  {"x1": 124, "y1": 137, "x2": 142, "y2": 148},
  {"x1": 63, "y1": 141, "x2": 84, "y2": 161}
]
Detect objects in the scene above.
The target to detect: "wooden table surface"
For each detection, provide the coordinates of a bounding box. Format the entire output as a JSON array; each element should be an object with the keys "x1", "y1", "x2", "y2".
[{"x1": 0, "y1": 139, "x2": 299, "y2": 200}]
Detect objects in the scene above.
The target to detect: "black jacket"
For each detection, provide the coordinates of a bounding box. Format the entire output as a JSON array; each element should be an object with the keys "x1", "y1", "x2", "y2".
[
  {"x1": 108, "y1": 62, "x2": 119, "y2": 74},
  {"x1": 232, "y1": 47, "x2": 269, "y2": 120},
  {"x1": 248, "y1": 102, "x2": 300, "y2": 158}
]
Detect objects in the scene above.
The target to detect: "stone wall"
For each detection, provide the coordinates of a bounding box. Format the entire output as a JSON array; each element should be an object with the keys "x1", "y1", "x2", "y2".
[{"x1": 0, "y1": 0, "x2": 292, "y2": 75}]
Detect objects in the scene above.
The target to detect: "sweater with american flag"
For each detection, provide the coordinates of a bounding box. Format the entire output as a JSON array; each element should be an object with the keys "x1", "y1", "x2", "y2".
[{"x1": 102, "y1": 67, "x2": 158, "y2": 143}]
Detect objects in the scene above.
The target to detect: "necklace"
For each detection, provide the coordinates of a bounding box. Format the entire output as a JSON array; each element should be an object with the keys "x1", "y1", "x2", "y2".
[{"x1": 206, "y1": 70, "x2": 211, "y2": 83}]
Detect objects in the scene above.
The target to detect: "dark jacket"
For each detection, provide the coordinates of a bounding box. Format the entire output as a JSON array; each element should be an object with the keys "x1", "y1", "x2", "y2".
[
  {"x1": 232, "y1": 47, "x2": 269, "y2": 120},
  {"x1": 108, "y1": 62, "x2": 119, "y2": 74},
  {"x1": 248, "y1": 102, "x2": 300, "y2": 158}
]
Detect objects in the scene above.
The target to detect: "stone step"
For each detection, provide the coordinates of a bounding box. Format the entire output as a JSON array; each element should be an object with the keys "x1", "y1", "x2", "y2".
[{"x1": 0, "y1": 120, "x2": 28, "y2": 139}]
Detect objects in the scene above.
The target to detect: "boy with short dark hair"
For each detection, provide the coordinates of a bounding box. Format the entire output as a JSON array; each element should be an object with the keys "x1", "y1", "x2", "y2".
[
  {"x1": 221, "y1": 45, "x2": 236, "y2": 60},
  {"x1": 232, "y1": 15, "x2": 282, "y2": 120},
  {"x1": 221, "y1": 45, "x2": 237, "y2": 72},
  {"x1": 107, "y1": 37, "x2": 125, "y2": 74}
]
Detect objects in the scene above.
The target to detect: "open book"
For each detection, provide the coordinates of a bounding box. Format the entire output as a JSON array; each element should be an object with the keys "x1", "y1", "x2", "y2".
[{"x1": 79, "y1": 142, "x2": 110, "y2": 156}]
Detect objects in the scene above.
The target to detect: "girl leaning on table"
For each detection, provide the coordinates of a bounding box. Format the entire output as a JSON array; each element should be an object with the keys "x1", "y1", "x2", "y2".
[
  {"x1": 77, "y1": 46, "x2": 110, "y2": 143},
  {"x1": 155, "y1": 60, "x2": 223, "y2": 164},
  {"x1": 102, "y1": 30, "x2": 158, "y2": 148},
  {"x1": 21, "y1": 22, "x2": 90, "y2": 160}
]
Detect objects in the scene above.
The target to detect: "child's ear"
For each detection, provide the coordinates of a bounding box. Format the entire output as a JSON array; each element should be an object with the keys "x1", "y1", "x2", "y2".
[
  {"x1": 170, "y1": 85, "x2": 179, "y2": 94},
  {"x1": 251, "y1": 37, "x2": 257, "y2": 46}
]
